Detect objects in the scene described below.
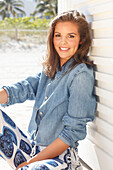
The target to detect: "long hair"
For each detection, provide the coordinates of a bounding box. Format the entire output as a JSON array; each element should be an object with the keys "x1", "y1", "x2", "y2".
[{"x1": 43, "y1": 10, "x2": 93, "y2": 79}]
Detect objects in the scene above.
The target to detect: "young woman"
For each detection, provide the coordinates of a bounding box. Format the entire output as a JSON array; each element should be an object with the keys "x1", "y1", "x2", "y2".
[{"x1": 0, "y1": 10, "x2": 96, "y2": 170}]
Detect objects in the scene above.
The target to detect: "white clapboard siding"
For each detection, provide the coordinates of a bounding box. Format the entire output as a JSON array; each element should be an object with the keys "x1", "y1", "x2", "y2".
[
  {"x1": 92, "y1": 19, "x2": 113, "y2": 29},
  {"x1": 93, "y1": 28, "x2": 113, "y2": 38},
  {"x1": 58, "y1": 0, "x2": 113, "y2": 169},
  {"x1": 87, "y1": 126, "x2": 113, "y2": 157},
  {"x1": 91, "y1": 48, "x2": 113, "y2": 57},
  {"x1": 95, "y1": 86, "x2": 113, "y2": 101},
  {"x1": 95, "y1": 72, "x2": 113, "y2": 92},
  {"x1": 79, "y1": 138, "x2": 113, "y2": 170},
  {"x1": 96, "y1": 102, "x2": 113, "y2": 125},
  {"x1": 95, "y1": 72, "x2": 113, "y2": 83},
  {"x1": 88, "y1": 1, "x2": 113, "y2": 15},
  {"x1": 92, "y1": 117, "x2": 113, "y2": 141}
]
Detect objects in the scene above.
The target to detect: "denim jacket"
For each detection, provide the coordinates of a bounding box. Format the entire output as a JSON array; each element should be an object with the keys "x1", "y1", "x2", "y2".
[{"x1": 2, "y1": 58, "x2": 96, "y2": 148}]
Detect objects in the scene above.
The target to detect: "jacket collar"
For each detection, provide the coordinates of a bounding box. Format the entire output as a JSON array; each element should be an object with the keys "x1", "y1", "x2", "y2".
[{"x1": 55, "y1": 57, "x2": 74, "y2": 79}]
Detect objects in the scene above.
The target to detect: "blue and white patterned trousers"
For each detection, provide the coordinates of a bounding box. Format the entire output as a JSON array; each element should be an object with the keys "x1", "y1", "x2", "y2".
[{"x1": 0, "y1": 109, "x2": 83, "y2": 170}]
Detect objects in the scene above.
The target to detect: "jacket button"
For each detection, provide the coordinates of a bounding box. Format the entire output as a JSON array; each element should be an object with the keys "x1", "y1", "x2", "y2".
[
  {"x1": 45, "y1": 96, "x2": 47, "y2": 100},
  {"x1": 40, "y1": 112, "x2": 43, "y2": 115}
]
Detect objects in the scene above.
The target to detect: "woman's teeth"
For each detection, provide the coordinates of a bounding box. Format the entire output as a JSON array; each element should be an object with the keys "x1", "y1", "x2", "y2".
[{"x1": 60, "y1": 47, "x2": 69, "y2": 51}]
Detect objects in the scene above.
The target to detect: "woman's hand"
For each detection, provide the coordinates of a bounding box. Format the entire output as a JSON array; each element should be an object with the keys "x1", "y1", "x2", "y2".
[
  {"x1": 0, "y1": 89, "x2": 8, "y2": 104},
  {"x1": 15, "y1": 161, "x2": 28, "y2": 170}
]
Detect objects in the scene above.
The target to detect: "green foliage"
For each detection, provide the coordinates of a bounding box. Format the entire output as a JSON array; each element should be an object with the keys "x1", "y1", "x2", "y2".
[
  {"x1": 0, "y1": 16, "x2": 51, "y2": 30},
  {"x1": 0, "y1": 0, "x2": 25, "y2": 20},
  {"x1": 32, "y1": 0, "x2": 58, "y2": 18}
]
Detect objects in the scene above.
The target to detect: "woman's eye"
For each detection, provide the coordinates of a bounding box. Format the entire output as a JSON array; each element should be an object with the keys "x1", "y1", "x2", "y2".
[
  {"x1": 68, "y1": 35, "x2": 75, "y2": 38},
  {"x1": 55, "y1": 34, "x2": 61, "y2": 37}
]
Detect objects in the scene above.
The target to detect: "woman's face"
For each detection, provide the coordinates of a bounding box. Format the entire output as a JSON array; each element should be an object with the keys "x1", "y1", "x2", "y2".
[{"x1": 53, "y1": 21, "x2": 80, "y2": 67}]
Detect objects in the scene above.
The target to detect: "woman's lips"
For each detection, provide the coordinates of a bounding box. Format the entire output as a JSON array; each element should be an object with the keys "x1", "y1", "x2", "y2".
[{"x1": 59, "y1": 47, "x2": 69, "y2": 51}]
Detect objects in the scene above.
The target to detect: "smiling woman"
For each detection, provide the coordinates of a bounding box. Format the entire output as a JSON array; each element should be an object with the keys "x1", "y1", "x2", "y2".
[
  {"x1": 43, "y1": 10, "x2": 93, "y2": 79},
  {"x1": 0, "y1": 10, "x2": 96, "y2": 170},
  {"x1": 53, "y1": 21, "x2": 80, "y2": 67}
]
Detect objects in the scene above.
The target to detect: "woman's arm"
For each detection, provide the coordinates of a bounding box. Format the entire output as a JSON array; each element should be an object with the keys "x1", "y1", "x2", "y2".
[
  {"x1": 16, "y1": 137, "x2": 69, "y2": 169},
  {"x1": 1, "y1": 73, "x2": 41, "y2": 107},
  {"x1": 0, "y1": 89, "x2": 8, "y2": 104}
]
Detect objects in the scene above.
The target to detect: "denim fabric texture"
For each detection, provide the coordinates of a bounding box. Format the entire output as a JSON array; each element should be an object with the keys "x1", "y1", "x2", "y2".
[{"x1": 2, "y1": 58, "x2": 96, "y2": 148}]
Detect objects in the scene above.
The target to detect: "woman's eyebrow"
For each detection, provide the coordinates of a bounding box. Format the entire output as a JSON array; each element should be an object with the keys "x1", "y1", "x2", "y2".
[
  {"x1": 54, "y1": 32, "x2": 60, "y2": 34},
  {"x1": 68, "y1": 32, "x2": 77, "y2": 35},
  {"x1": 54, "y1": 32, "x2": 77, "y2": 35}
]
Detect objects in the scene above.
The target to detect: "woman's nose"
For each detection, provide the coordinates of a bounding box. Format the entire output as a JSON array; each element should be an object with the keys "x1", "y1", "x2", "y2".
[{"x1": 60, "y1": 37, "x2": 67, "y2": 44}]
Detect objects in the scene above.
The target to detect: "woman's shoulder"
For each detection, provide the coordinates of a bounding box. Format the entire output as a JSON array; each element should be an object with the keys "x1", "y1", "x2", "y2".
[
  {"x1": 67, "y1": 63, "x2": 94, "y2": 87},
  {"x1": 70, "y1": 63, "x2": 94, "y2": 77}
]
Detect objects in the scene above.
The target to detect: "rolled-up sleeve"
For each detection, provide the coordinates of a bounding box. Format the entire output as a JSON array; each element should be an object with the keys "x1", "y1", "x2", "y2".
[
  {"x1": 1, "y1": 72, "x2": 41, "y2": 107},
  {"x1": 59, "y1": 71, "x2": 96, "y2": 147}
]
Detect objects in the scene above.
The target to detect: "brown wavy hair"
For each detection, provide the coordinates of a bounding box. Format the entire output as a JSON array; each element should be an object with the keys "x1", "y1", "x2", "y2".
[{"x1": 43, "y1": 10, "x2": 93, "y2": 79}]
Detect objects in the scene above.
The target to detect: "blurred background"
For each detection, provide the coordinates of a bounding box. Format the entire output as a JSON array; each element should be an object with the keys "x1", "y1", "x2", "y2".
[{"x1": 0, "y1": 0, "x2": 58, "y2": 51}]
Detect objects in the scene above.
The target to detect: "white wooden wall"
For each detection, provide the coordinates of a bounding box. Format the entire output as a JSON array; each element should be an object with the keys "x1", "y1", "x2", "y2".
[{"x1": 58, "y1": 0, "x2": 113, "y2": 170}]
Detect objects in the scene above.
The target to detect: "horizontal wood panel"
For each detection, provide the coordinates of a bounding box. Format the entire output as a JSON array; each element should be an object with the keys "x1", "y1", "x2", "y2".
[
  {"x1": 96, "y1": 80, "x2": 113, "y2": 92},
  {"x1": 91, "y1": 47, "x2": 113, "y2": 57},
  {"x1": 95, "y1": 65, "x2": 113, "y2": 75},
  {"x1": 91, "y1": 19, "x2": 113, "y2": 29},
  {"x1": 79, "y1": 138, "x2": 113, "y2": 170},
  {"x1": 94, "y1": 87, "x2": 113, "y2": 108},
  {"x1": 90, "y1": 56, "x2": 113, "y2": 65},
  {"x1": 93, "y1": 28, "x2": 113, "y2": 38},
  {"x1": 87, "y1": 127, "x2": 113, "y2": 157},
  {"x1": 95, "y1": 71, "x2": 113, "y2": 92},
  {"x1": 97, "y1": 102, "x2": 113, "y2": 117},
  {"x1": 88, "y1": 1, "x2": 113, "y2": 15},
  {"x1": 92, "y1": 39, "x2": 113, "y2": 47},
  {"x1": 97, "y1": 96, "x2": 113, "y2": 109},
  {"x1": 73, "y1": 0, "x2": 112, "y2": 7},
  {"x1": 95, "y1": 72, "x2": 113, "y2": 83},
  {"x1": 93, "y1": 117, "x2": 113, "y2": 141},
  {"x1": 95, "y1": 72, "x2": 113, "y2": 91},
  {"x1": 72, "y1": 0, "x2": 89, "y2": 5},
  {"x1": 96, "y1": 109, "x2": 113, "y2": 126},
  {"x1": 95, "y1": 86, "x2": 113, "y2": 101},
  {"x1": 93, "y1": 145, "x2": 113, "y2": 170},
  {"x1": 93, "y1": 11, "x2": 113, "y2": 21}
]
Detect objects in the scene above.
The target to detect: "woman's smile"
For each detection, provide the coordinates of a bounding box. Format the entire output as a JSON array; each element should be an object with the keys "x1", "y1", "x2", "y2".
[
  {"x1": 53, "y1": 21, "x2": 80, "y2": 67},
  {"x1": 59, "y1": 47, "x2": 70, "y2": 51}
]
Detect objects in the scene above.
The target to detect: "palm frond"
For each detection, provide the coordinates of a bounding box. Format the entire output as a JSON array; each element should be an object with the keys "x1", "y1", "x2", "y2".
[
  {"x1": 33, "y1": 0, "x2": 57, "y2": 17},
  {"x1": 14, "y1": 7, "x2": 25, "y2": 15},
  {"x1": 0, "y1": 0, "x2": 25, "y2": 19}
]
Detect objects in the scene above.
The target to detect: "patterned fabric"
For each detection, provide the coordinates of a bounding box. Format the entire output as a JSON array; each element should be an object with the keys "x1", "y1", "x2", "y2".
[
  {"x1": 0, "y1": 109, "x2": 83, "y2": 169},
  {"x1": 0, "y1": 109, "x2": 32, "y2": 169}
]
